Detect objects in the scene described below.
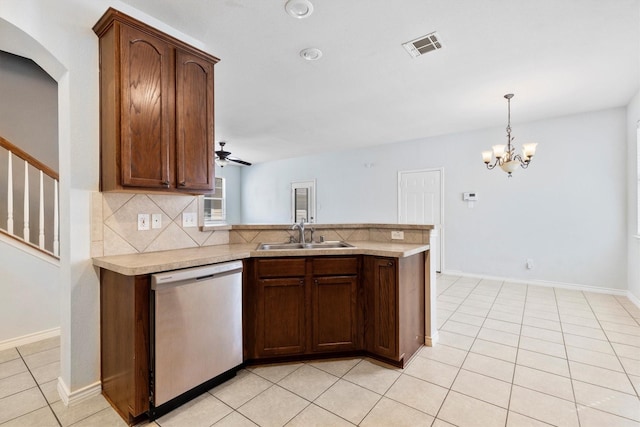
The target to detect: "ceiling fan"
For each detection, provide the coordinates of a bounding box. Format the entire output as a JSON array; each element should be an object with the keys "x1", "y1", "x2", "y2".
[{"x1": 215, "y1": 141, "x2": 252, "y2": 167}]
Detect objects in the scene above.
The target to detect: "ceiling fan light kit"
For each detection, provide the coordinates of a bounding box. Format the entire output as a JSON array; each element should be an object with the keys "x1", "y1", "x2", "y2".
[
  {"x1": 215, "y1": 141, "x2": 252, "y2": 167},
  {"x1": 482, "y1": 93, "x2": 538, "y2": 177}
]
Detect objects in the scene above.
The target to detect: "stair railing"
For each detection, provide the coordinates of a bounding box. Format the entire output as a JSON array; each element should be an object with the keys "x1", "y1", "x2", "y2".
[{"x1": 0, "y1": 136, "x2": 59, "y2": 258}]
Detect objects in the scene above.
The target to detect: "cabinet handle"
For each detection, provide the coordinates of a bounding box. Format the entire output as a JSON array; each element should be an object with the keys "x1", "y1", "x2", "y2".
[
  {"x1": 300, "y1": 279, "x2": 305, "y2": 285},
  {"x1": 161, "y1": 180, "x2": 170, "y2": 187},
  {"x1": 178, "y1": 181, "x2": 186, "y2": 187},
  {"x1": 387, "y1": 261, "x2": 394, "y2": 267}
]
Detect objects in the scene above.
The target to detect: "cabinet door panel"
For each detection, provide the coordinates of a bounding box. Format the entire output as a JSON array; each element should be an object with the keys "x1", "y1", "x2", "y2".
[
  {"x1": 312, "y1": 276, "x2": 358, "y2": 352},
  {"x1": 257, "y1": 278, "x2": 306, "y2": 356},
  {"x1": 176, "y1": 50, "x2": 214, "y2": 190},
  {"x1": 120, "y1": 26, "x2": 171, "y2": 188},
  {"x1": 368, "y1": 258, "x2": 398, "y2": 359}
]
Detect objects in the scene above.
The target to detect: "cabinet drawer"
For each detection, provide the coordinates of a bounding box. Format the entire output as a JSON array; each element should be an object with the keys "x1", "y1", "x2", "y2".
[
  {"x1": 312, "y1": 257, "x2": 358, "y2": 276},
  {"x1": 256, "y1": 258, "x2": 306, "y2": 278}
]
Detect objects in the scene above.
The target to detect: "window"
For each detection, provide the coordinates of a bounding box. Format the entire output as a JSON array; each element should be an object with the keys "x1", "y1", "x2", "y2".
[{"x1": 203, "y1": 177, "x2": 225, "y2": 224}]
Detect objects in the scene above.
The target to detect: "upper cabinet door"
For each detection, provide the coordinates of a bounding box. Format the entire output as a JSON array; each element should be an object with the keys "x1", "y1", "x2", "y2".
[
  {"x1": 120, "y1": 25, "x2": 172, "y2": 189},
  {"x1": 175, "y1": 50, "x2": 214, "y2": 191}
]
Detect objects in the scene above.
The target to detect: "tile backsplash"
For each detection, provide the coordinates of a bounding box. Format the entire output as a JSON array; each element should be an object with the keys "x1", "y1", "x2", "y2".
[{"x1": 91, "y1": 192, "x2": 228, "y2": 257}]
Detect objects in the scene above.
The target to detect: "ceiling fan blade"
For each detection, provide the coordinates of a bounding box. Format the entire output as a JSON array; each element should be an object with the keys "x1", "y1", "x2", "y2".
[{"x1": 228, "y1": 157, "x2": 252, "y2": 166}]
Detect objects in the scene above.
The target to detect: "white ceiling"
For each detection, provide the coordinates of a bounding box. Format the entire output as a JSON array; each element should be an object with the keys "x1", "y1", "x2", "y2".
[{"x1": 118, "y1": 0, "x2": 640, "y2": 164}]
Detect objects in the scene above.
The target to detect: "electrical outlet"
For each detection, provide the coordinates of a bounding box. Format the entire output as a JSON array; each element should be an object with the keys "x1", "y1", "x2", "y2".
[
  {"x1": 137, "y1": 214, "x2": 150, "y2": 231},
  {"x1": 526, "y1": 258, "x2": 534, "y2": 269},
  {"x1": 152, "y1": 213, "x2": 162, "y2": 229},
  {"x1": 391, "y1": 231, "x2": 404, "y2": 240},
  {"x1": 182, "y1": 212, "x2": 197, "y2": 228}
]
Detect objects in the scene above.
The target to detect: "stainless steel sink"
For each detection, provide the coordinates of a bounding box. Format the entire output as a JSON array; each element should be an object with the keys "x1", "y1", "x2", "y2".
[{"x1": 257, "y1": 241, "x2": 354, "y2": 250}]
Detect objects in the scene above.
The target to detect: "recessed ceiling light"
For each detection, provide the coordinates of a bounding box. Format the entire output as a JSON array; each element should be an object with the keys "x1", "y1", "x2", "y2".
[
  {"x1": 299, "y1": 47, "x2": 322, "y2": 61},
  {"x1": 285, "y1": 0, "x2": 314, "y2": 19}
]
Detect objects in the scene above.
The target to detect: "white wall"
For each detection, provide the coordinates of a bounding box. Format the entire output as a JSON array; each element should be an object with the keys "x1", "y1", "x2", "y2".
[
  {"x1": 0, "y1": 239, "x2": 59, "y2": 343},
  {"x1": 242, "y1": 108, "x2": 628, "y2": 290},
  {"x1": 627, "y1": 90, "x2": 640, "y2": 302}
]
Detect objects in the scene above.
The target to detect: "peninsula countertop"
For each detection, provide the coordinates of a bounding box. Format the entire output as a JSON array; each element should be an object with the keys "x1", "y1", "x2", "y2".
[{"x1": 93, "y1": 241, "x2": 430, "y2": 276}]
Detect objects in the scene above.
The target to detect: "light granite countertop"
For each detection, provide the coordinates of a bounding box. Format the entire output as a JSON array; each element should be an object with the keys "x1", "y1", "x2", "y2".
[{"x1": 93, "y1": 241, "x2": 430, "y2": 276}]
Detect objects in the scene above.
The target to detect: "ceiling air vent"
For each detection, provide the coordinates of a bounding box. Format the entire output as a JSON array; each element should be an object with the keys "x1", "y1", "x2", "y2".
[{"x1": 402, "y1": 32, "x2": 443, "y2": 58}]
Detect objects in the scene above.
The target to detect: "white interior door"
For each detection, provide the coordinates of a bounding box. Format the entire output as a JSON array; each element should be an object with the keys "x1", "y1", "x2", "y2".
[{"x1": 398, "y1": 169, "x2": 443, "y2": 272}]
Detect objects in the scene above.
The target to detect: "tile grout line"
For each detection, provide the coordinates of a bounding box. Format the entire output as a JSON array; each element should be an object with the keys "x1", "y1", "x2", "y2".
[{"x1": 504, "y1": 281, "x2": 529, "y2": 427}]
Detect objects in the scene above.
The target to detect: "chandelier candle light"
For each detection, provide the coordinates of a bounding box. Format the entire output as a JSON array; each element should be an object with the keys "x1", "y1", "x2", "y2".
[{"x1": 482, "y1": 93, "x2": 538, "y2": 177}]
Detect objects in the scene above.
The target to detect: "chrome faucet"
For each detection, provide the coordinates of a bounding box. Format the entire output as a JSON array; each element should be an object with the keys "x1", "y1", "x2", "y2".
[{"x1": 291, "y1": 219, "x2": 306, "y2": 244}]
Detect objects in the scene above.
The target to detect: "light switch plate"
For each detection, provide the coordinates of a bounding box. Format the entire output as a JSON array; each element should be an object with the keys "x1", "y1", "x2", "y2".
[
  {"x1": 182, "y1": 212, "x2": 197, "y2": 228},
  {"x1": 152, "y1": 213, "x2": 162, "y2": 229},
  {"x1": 391, "y1": 231, "x2": 404, "y2": 240},
  {"x1": 137, "y1": 213, "x2": 150, "y2": 231}
]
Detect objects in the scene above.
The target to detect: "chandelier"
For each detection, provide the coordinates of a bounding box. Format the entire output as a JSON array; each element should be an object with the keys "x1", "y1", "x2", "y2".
[{"x1": 482, "y1": 93, "x2": 538, "y2": 177}]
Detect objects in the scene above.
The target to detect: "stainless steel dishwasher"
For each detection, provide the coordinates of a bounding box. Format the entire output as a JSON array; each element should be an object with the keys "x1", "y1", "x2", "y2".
[{"x1": 150, "y1": 261, "x2": 243, "y2": 414}]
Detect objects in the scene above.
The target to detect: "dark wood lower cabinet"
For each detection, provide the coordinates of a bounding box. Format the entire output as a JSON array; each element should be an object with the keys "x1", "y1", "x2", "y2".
[{"x1": 245, "y1": 253, "x2": 425, "y2": 367}]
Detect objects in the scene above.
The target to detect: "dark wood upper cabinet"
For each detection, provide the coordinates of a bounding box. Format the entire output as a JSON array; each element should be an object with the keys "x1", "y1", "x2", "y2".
[{"x1": 94, "y1": 8, "x2": 219, "y2": 193}]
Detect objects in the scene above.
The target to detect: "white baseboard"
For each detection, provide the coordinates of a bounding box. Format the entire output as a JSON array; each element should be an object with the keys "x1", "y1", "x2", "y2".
[
  {"x1": 425, "y1": 331, "x2": 439, "y2": 347},
  {"x1": 57, "y1": 377, "x2": 102, "y2": 407},
  {"x1": 627, "y1": 290, "x2": 640, "y2": 310},
  {"x1": 441, "y1": 270, "x2": 629, "y2": 296},
  {"x1": 0, "y1": 327, "x2": 60, "y2": 352}
]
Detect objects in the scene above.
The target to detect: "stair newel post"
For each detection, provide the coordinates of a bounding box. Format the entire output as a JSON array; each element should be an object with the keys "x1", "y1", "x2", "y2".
[
  {"x1": 39, "y1": 170, "x2": 45, "y2": 249},
  {"x1": 23, "y1": 159, "x2": 29, "y2": 242},
  {"x1": 7, "y1": 151, "x2": 13, "y2": 234},
  {"x1": 53, "y1": 179, "x2": 59, "y2": 256}
]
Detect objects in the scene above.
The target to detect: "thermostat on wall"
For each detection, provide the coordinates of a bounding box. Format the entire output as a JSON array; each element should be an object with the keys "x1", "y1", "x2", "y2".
[{"x1": 463, "y1": 192, "x2": 478, "y2": 201}]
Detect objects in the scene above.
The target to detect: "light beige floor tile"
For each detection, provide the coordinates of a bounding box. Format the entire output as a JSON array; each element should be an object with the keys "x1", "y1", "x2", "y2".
[
  {"x1": 513, "y1": 365, "x2": 574, "y2": 401},
  {"x1": 605, "y1": 331, "x2": 640, "y2": 347},
  {"x1": 448, "y1": 312, "x2": 486, "y2": 326},
  {"x1": 342, "y1": 359, "x2": 400, "y2": 395},
  {"x1": 510, "y1": 385, "x2": 579, "y2": 427},
  {"x1": 436, "y1": 331, "x2": 475, "y2": 351},
  {"x1": 456, "y1": 305, "x2": 490, "y2": 317},
  {"x1": 0, "y1": 358, "x2": 28, "y2": 381},
  {"x1": 30, "y1": 361, "x2": 60, "y2": 385},
  {"x1": 403, "y1": 355, "x2": 459, "y2": 388},
  {"x1": 576, "y1": 405, "x2": 640, "y2": 427},
  {"x1": 523, "y1": 316, "x2": 561, "y2": 331},
  {"x1": 314, "y1": 379, "x2": 380, "y2": 425},
  {"x1": 248, "y1": 362, "x2": 304, "y2": 383},
  {"x1": 524, "y1": 309, "x2": 560, "y2": 322},
  {"x1": 438, "y1": 295, "x2": 465, "y2": 304},
  {"x1": 0, "y1": 371, "x2": 36, "y2": 399},
  {"x1": 519, "y1": 336, "x2": 566, "y2": 358},
  {"x1": 285, "y1": 404, "x2": 353, "y2": 427},
  {"x1": 451, "y1": 369, "x2": 511, "y2": 408},
  {"x1": 438, "y1": 390, "x2": 507, "y2": 427},
  {"x1": 596, "y1": 313, "x2": 639, "y2": 326},
  {"x1": 629, "y1": 374, "x2": 640, "y2": 395},
  {"x1": 568, "y1": 361, "x2": 636, "y2": 394},
  {"x1": 564, "y1": 333, "x2": 615, "y2": 354},
  {"x1": 573, "y1": 380, "x2": 640, "y2": 421},
  {"x1": 462, "y1": 352, "x2": 515, "y2": 382},
  {"x1": 157, "y1": 393, "x2": 232, "y2": 427},
  {"x1": 51, "y1": 394, "x2": 111, "y2": 426},
  {"x1": 69, "y1": 406, "x2": 127, "y2": 426},
  {"x1": 307, "y1": 358, "x2": 361, "y2": 377},
  {"x1": 506, "y1": 411, "x2": 554, "y2": 426},
  {"x1": 40, "y1": 379, "x2": 61, "y2": 404},
  {"x1": 384, "y1": 374, "x2": 447, "y2": 416},
  {"x1": 560, "y1": 323, "x2": 607, "y2": 340},
  {"x1": 516, "y1": 349, "x2": 570, "y2": 377},
  {"x1": 483, "y1": 318, "x2": 522, "y2": 334},
  {"x1": 477, "y1": 328, "x2": 520, "y2": 347},
  {"x1": 619, "y1": 356, "x2": 640, "y2": 376},
  {"x1": 418, "y1": 344, "x2": 468, "y2": 367},
  {"x1": 360, "y1": 397, "x2": 434, "y2": 427},
  {"x1": 471, "y1": 339, "x2": 517, "y2": 363},
  {"x1": 0, "y1": 406, "x2": 59, "y2": 427},
  {"x1": 17, "y1": 337, "x2": 60, "y2": 356},
  {"x1": 566, "y1": 345, "x2": 624, "y2": 371},
  {"x1": 213, "y1": 411, "x2": 258, "y2": 426},
  {"x1": 211, "y1": 370, "x2": 272, "y2": 409},
  {"x1": 238, "y1": 385, "x2": 308, "y2": 427},
  {"x1": 22, "y1": 347, "x2": 59, "y2": 371},
  {"x1": 0, "y1": 348, "x2": 20, "y2": 364},
  {"x1": 612, "y1": 342, "x2": 640, "y2": 361},
  {"x1": 492, "y1": 302, "x2": 525, "y2": 315},
  {"x1": 277, "y1": 364, "x2": 338, "y2": 401},
  {"x1": 520, "y1": 325, "x2": 564, "y2": 344},
  {"x1": 0, "y1": 387, "x2": 47, "y2": 424},
  {"x1": 600, "y1": 321, "x2": 640, "y2": 337},
  {"x1": 525, "y1": 302, "x2": 559, "y2": 313},
  {"x1": 432, "y1": 418, "x2": 457, "y2": 426},
  {"x1": 560, "y1": 314, "x2": 601, "y2": 328},
  {"x1": 487, "y1": 310, "x2": 523, "y2": 324}
]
